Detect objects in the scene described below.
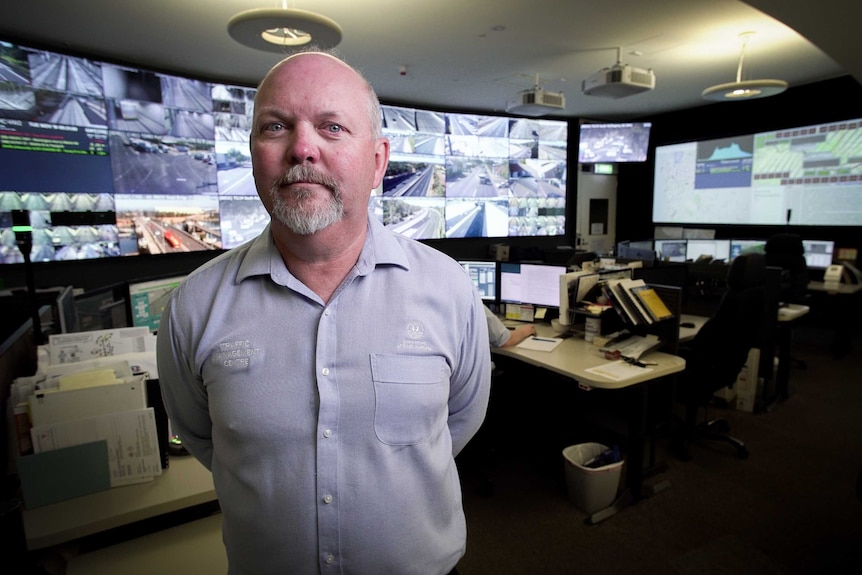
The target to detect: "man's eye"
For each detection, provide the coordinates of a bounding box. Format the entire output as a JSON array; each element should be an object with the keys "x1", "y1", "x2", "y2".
[
  {"x1": 325, "y1": 124, "x2": 343, "y2": 134},
  {"x1": 264, "y1": 122, "x2": 284, "y2": 132}
]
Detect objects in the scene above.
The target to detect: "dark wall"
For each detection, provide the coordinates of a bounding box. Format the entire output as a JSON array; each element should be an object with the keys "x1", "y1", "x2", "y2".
[{"x1": 616, "y1": 74, "x2": 862, "y2": 262}]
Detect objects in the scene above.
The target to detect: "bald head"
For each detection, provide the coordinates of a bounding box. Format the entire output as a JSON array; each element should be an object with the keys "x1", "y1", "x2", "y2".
[{"x1": 254, "y1": 52, "x2": 382, "y2": 140}]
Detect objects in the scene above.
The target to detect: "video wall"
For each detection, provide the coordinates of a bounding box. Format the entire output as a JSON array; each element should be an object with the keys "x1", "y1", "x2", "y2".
[
  {"x1": 0, "y1": 39, "x2": 569, "y2": 265},
  {"x1": 653, "y1": 117, "x2": 862, "y2": 226}
]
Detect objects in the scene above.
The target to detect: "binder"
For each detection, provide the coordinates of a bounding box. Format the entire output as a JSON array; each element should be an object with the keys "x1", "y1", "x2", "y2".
[{"x1": 630, "y1": 285, "x2": 674, "y2": 322}]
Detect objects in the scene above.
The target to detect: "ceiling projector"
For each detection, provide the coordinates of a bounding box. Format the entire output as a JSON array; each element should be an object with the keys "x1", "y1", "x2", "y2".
[
  {"x1": 582, "y1": 64, "x2": 656, "y2": 98},
  {"x1": 506, "y1": 87, "x2": 566, "y2": 116}
]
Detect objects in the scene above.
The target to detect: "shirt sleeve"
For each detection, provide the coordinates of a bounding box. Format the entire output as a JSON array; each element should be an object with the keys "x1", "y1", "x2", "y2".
[
  {"x1": 484, "y1": 305, "x2": 511, "y2": 348},
  {"x1": 447, "y1": 290, "x2": 492, "y2": 456},
  {"x1": 156, "y1": 295, "x2": 214, "y2": 469}
]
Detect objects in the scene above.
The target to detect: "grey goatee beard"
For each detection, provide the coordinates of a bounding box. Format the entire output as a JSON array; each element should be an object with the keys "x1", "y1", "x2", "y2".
[{"x1": 269, "y1": 165, "x2": 343, "y2": 235}]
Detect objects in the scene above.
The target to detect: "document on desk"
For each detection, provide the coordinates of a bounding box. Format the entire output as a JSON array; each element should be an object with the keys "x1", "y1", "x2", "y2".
[
  {"x1": 586, "y1": 360, "x2": 654, "y2": 382},
  {"x1": 516, "y1": 336, "x2": 564, "y2": 352},
  {"x1": 48, "y1": 327, "x2": 154, "y2": 365},
  {"x1": 30, "y1": 407, "x2": 163, "y2": 486},
  {"x1": 29, "y1": 375, "x2": 148, "y2": 428}
]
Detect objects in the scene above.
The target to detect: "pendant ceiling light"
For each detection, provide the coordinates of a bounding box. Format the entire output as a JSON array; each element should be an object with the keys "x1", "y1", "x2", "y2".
[
  {"x1": 702, "y1": 32, "x2": 787, "y2": 101},
  {"x1": 228, "y1": 2, "x2": 342, "y2": 53}
]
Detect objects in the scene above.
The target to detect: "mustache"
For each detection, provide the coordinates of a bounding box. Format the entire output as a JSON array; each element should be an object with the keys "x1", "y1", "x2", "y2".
[{"x1": 275, "y1": 165, "x2": 339, "y2": 192}]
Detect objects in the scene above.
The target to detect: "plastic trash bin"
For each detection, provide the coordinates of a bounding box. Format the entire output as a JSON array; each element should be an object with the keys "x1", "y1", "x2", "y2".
[{"x1": 562, "y1": 443, "x2": 624, "y2": 514}]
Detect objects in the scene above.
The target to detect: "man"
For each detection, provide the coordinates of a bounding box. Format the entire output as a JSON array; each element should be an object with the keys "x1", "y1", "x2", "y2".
[{"x1": 157, "y1": 51, "x2": 491, "y2": 574}]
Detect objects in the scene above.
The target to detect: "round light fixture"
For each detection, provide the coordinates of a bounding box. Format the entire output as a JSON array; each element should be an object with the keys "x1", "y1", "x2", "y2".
[
  {"x1": 702, "y1": 32, "x2": 787, "y2": 102},
  {"x1": 702, "y1": 78, "x2": 788, "y2": 101},
  {"x1": 228, "y1": 8, "x2": 343, "y2": 53}
]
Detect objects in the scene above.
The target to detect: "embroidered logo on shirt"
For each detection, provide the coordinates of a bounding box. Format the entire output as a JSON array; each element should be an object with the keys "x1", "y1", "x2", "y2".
[
  {"x1": 215, "y1": 339, "x2": 260, "y2": 369},
  {"x1": 406, "y1": 321, "x2": 424, "y2": 339},
  {"x1": 399, "y1": 320, "x2": 431, "y2": 351}
]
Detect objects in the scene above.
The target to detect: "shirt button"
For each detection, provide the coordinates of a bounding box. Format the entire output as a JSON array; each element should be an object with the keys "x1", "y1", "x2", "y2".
[
  {"x1": 323, "y1": 429, "x2": 332, "y2": 438},
  {"x1": 321, "y1": 367, "x2": 330, "y2": 376},
  {"x1": 323, "y1": 494, "x2": 333, "y2": 504},
  {"x1": 324, "y1": 309, "x2": 331, "y2": 316},
  {"x1": 325, "y1": 554, "x2": 335, "y2": 564}
]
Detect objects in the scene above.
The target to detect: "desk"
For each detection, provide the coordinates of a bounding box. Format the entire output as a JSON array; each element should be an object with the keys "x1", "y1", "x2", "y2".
[
  {"x1": 678, "y1": 314, "x2": 709, "y2": 343},
  {"x1": 23, "y1": 455, "x2": 216, "y2": 550},
  {"x1": 492, "y1": 323, "x2": 685, "y2": 523},
  {"x1": 808, "y1": 281, "x2": 862, "y2": 296},
  {"x1": 66, "y1": 513, "x2": 226, "y2": 575},
  {"x1": 807, "y1": 280, "x2": 862, "y2": 358}
]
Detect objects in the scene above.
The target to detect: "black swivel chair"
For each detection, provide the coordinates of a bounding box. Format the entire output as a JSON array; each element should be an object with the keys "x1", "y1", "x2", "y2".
[
  {"x1": 671, "y1": 253, "x2": 769, "y2": 461},
  {"x1": 765, "y1": 233, "x2": 809, "y2": 305}
]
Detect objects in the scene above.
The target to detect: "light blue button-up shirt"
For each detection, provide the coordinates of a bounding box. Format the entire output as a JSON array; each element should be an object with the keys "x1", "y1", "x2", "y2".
[{"x1": 157, "y1": 216, "x2": 491, "y2": 575}]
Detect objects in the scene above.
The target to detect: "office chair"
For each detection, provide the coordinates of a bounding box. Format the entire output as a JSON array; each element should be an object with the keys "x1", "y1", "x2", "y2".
[
  {"x1": 765, "y1": 233, "x2": 809, "y2": 370},
  {"x1": 671, "y1": 253, "x2": 769, "y2": 461},
  {"x1": 765, "y1": 233, "x2": 809, "y2": 304}
]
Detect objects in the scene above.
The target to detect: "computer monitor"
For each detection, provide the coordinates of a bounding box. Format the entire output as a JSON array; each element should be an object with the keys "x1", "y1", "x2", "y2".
[
  {"x1": 458, "y1": 260, "x2": 497, "y2": 302},
  {"x1": 499, "y1": 262, "x2": 567, "y2": 308},
  {"x1": 730, "y1": 239, "x2": 766, "y2": 260},
  {"x1": 55, "y1": 285, "x2": 77, "y2": 334},
  {"x1": 686, "y1": 239, "x2": 731, "y2": 262},
  {"x1": 73, "y1": 282, "x2": 129, "y2": 332},
  {"x1": 802, "y1": 239, "x2": 835, "y2": 269},
  {"x1": 654, "y1": 239, "x2": 687, "y2": 263},
  {"x1": 127, "y1": 274, "x2": 187, "y2": 332},
  {"x1": 616, "y1": 240, "x2": 655, "y2": 262}
]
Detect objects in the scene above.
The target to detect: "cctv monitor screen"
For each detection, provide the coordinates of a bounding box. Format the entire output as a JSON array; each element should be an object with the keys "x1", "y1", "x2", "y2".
[
  {"x1": 377, "y1": 108, "x2": 568, "y2": 240},
  {"x1": 499, "y1": 262, "x2": 566, "y2": 308},
  {"x1": 686, "y1": 239, "x2": 731, "y2": 262},
  {"x1": 459, "y1": 260, "x2": 497, "y2": 301},
  {"x1": 127, "y1": 274, "x2": 186, "y2": 332},
  {"x1": 802, "y1": 239, "x2": 835, "y2": 268},
  {"x1": 654, "y1": 239, "x2": 688, "y2": 262},
  {"x1": 578, "y1": 122, "x2": 652, "y2": 163}
]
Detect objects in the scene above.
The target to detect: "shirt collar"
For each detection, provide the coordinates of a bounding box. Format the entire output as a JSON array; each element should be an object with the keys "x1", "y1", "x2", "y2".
[{"x1": 236, "y1": 216, "x2": 410, "y2": 285}]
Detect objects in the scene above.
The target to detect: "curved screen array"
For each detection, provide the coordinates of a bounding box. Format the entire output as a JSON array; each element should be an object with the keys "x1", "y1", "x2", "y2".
[
  {"x1": 0, "y1": 39, "x2": 569, "y2": 265},
  {"x1": 653, "y1": 117, "x2": 862, "y2": 226}
]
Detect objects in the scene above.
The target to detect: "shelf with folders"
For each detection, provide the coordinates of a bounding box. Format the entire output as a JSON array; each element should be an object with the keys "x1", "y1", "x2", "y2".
[{"x1": 601, "y1": 280, "x2": 683, "y2": 354}]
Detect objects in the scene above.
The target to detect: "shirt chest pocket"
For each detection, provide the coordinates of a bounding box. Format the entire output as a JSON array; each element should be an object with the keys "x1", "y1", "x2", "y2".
[{"x1": 370, "y1": 354, "x2": 450, "y2": 445}]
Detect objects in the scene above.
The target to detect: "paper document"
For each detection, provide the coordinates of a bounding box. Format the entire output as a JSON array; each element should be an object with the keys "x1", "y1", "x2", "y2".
[
  {"x1": 599, "y1": 333, "x2": 661, "y2": 361},
  {"x1": 29, "y1": 375, "x2": 148, "y2": 427},
  {"x1": 48, "y1": 327, "x2": 154, "y2": 365},
  {"x1": 516, "y1": 336, "x2": 564, "y2": 352},
  {"x1": 30, "y1": 407, "x2": 163, "y2": 486},
  {"x1": 586, "y1": 360, "x2": 654, "y2": 382}
]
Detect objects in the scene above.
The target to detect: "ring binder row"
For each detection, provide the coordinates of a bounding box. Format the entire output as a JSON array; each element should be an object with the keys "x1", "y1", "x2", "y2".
[{"x1": 598, "y1": 280, "x2": 682, "y2": 353}]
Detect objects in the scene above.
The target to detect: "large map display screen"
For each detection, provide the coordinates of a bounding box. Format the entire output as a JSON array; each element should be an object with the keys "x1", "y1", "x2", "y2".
[
  {"x1": 653, "y1": 118, "x2": 862, "y2": 226},
  {"x1": 0, "y1": 39, "x2": 568, "y2": 265}
]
